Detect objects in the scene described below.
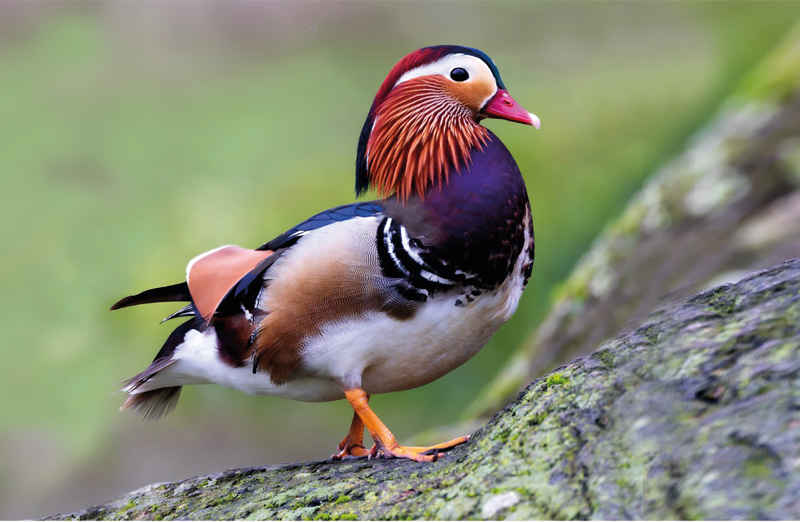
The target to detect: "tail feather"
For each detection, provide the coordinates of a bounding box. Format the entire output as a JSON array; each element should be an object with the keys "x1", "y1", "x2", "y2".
[
  {"x1": 121, "y1": 357, "x2": 181, "y2": 420},
  {"x1": 110, "y1": 282, "x2": 190, "y2": 310},
  {"x1": 120, "y1": 318, "x2": 201, "y2": 420},
  {"x1": 121, "y1": 357, "x2": 177, "y2": 393},
  {"x1": 121, "y1": 387, "x2": 182, "y2": 420}
]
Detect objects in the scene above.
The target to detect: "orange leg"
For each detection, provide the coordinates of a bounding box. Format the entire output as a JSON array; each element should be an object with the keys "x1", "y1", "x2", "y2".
[
  {"x1": 344, "y1": 388, "x2": 469, "y2": 462},
  {"x1": 331, "y1": 411, "x2": 370, "y2": 459}
]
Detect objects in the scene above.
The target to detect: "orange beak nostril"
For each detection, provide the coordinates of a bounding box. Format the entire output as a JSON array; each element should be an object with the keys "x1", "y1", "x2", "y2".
[{"x1": 482, "y1": 89, "x2": 539, "y2": 128}]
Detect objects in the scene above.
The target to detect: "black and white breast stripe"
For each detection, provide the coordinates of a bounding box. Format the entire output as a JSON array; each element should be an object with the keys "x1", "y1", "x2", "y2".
[{"x1": 376, "y1": 217, "x2": 469, "y2": 301}]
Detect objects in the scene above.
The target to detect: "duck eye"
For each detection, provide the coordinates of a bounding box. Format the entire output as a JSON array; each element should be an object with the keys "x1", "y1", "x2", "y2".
[{"x1": 449, "y1": 67, "x2": 469, "y2": 82}]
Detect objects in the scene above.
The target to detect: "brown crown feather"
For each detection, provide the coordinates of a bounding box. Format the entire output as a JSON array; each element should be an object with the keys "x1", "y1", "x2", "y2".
[{"x1": 366, "y1": 76, "x2": 489, "y2": 202}]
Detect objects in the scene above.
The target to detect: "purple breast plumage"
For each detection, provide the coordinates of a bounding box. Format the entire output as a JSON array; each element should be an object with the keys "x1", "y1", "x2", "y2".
[{"x1": 378, "y1": 131, "x2": 534, "y2": 304}]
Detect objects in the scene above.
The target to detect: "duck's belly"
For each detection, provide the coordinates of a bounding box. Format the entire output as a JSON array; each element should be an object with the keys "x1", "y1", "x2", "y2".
[{"x1": 300, "y1": 274, "x2": 524, "y2": 395}]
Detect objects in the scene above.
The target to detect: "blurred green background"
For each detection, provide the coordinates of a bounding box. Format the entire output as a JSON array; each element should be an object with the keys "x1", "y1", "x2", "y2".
[{"x1": 1, "y1": 1, "x2": 799, "y2": 518}]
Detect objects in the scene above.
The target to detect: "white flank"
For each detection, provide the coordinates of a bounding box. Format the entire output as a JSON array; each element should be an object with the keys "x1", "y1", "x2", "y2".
[{"x1": 131, "y1": 327, "x2": 343, "y2": 402}]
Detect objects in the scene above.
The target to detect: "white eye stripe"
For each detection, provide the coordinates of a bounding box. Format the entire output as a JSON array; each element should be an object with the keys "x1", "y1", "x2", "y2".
[
  {"x1": 394, "y1": 54, "x2": 494, "y2": 89},
  {"x1": 478, "y1": 87, "x2": 498, "y2": 112}
]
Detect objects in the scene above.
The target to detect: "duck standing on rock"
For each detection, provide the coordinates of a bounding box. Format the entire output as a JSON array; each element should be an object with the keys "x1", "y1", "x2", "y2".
[{"x1": 112, "y1": 45, "x2": 539, "y2": 463}]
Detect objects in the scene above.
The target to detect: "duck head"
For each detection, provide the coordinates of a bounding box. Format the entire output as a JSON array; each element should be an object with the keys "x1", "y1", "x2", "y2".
[{"x1": 356, "y1": 45, "x2": 539, "y2": 202}]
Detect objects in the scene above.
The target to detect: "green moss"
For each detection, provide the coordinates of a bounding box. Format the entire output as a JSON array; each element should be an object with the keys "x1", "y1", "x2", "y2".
[
  {"x1": 118, "y1": 500, "x2": 136, "y2": 513},
  {"x1": 527, "y1": 411, "x2": 548, "y2": 426},
  {"x1": 494, "y1": 427, "x2": 512, "y2": 442},
  {"x1": 333, "y1": 495, "x2": 351, "y2": 505},
  {"x1": 594, "y1": 349, "x2": 616, "y2": 368},
  {"x1": 608, "y1": 202, "x2": 648, "y2": 238},
  {"x1": 546, "y1": 373, "x2": 569, "y2": 387},
  {"x1": 743, "y1": 458, "x2": 774, "y2": 480},
  {"x1": 706, "y1": 288, "x2": 738, "y2": 315}
]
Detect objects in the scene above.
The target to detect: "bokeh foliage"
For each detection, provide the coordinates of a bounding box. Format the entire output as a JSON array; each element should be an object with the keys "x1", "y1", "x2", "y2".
[{"x1": 1, "y1": 1, "x2": 798, "y2": 517}]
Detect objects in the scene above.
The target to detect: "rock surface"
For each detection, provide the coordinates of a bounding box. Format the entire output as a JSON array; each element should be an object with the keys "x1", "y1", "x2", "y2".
[{"x1": 50, "y1": 258, "x2": 800, "y2": 520}]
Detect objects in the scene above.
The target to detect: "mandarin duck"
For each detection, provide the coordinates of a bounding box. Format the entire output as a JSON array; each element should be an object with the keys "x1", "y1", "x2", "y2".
[{"x1": 113, "y1": 45, "x2": 539, "y2": 462}]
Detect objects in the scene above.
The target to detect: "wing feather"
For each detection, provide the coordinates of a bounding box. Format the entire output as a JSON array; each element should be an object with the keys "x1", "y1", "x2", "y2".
[{"x1": 186, "y1": 245, "x2": 274, "y2": 321}]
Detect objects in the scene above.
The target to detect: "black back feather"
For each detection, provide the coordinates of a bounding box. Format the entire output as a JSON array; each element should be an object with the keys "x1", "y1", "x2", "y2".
[{"x1": 257, "y1": 201, "x2": 384, "y2": 251}]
